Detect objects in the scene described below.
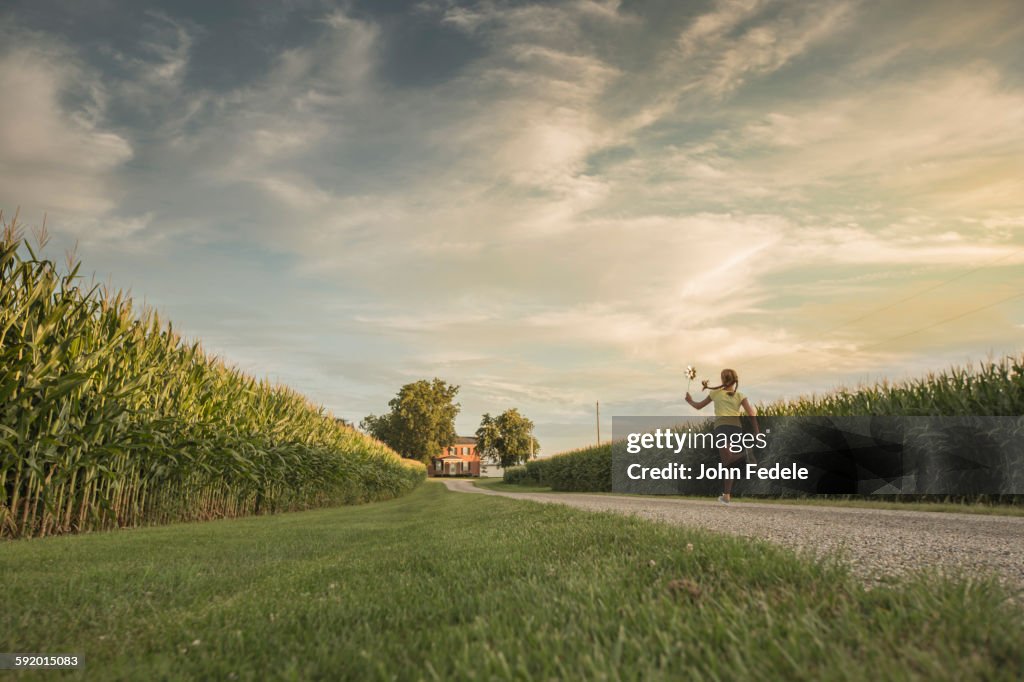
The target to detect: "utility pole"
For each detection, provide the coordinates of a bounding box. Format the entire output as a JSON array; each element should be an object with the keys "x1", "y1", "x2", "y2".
[{"x1": 596, "y1": 401, "x2": 601, "y2": 445}]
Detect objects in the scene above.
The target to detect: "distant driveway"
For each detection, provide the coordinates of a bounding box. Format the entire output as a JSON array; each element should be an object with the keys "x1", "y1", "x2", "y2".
[{"x1": 439, "y1": 479, "x2": 1024, "y2": 589}]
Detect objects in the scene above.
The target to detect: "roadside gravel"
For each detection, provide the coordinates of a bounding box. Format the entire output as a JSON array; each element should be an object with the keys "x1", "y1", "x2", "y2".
[{"x1": 440, "y1": 479, "x2": 1024, "y2": 591}]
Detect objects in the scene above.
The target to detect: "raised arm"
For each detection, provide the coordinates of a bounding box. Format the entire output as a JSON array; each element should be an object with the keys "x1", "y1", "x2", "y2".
[
  {"x1": 741, "y1": 398, "x2": 760, "y2": 434},
  {"x1": 686, "y1": 392, "x2": 712, "y2": 410}
]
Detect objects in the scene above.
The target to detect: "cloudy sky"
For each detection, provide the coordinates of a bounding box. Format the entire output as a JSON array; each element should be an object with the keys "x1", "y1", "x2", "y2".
[{"x1": 2, "y1": 0, "x2": 1022, "y2": 454}]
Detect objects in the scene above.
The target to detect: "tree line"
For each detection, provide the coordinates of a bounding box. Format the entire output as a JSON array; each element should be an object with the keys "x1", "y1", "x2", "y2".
[{"x1": 360, "y1": 379, "x2": 539, "y2": 468}]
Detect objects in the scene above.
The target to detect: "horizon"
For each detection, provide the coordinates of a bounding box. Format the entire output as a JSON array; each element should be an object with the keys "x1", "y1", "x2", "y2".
[{"x1": 1, "y1": 0, "x2": 1022, "y2": 455}]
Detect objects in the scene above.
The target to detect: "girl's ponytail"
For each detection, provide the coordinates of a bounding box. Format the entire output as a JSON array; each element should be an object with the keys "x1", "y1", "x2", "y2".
[{"x1": 704, "y1": 369, "x2": 739, "y2": 393}]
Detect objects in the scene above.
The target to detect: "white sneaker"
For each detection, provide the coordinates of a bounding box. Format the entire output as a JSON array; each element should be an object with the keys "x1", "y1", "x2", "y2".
[{"x1": 718, "y1": 495, "x2": 730, "y2": 504}]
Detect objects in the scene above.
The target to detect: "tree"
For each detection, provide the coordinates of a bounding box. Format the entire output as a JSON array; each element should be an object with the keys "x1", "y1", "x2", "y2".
[
  {"x1": 475, "y1": 414, "x2": 502, "y2": 465},
  {"x1": 475, "y1": 408, "x2": 540, "y2": 468},
  {"x1": 361, "y1": 379, "x2": 460, "y2": 465}
]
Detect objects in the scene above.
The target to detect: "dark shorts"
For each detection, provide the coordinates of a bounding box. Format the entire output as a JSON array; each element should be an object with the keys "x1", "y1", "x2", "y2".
[
  {"x1": 714, "y1": 424, "x2": 742, "y2": 438},
  {"x1": 714, "y1": 424, "x2": 744, "y2": 463}
]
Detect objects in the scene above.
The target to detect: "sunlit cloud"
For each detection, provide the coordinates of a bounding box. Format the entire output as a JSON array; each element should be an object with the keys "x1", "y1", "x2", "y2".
[
  {"x1": 1, "y1": 0, "x2": 1021, "y2": 454},
  {"x1": 0, "y1": 46, "x2": 132, "y2": 217}
]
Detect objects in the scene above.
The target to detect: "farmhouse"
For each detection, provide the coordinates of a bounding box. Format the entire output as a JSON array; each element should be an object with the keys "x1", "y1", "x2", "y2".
[{"x1": 430, "y1": 436, "x2": 481, "y2": 477}]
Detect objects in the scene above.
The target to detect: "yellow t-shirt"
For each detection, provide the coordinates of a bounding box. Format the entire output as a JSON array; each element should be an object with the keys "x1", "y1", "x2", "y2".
[{"x1": 709, "y1": 388, "x2": 745, "y2": 427}]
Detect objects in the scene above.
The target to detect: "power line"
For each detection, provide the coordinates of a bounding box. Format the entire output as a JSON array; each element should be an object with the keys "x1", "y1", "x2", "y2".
[
  {"x1": 737, "y1": 246, "x2": 1024, "y2": 371},
  {"x1": 857, "y1": 289, "x2": 1024, "y2": 351},
  {"x1": 808, "y1": 247, "x2": 1024, "y2": 339},
  {"x1": 750, "y1": 288, "x2": 1024, "y2": 387}
]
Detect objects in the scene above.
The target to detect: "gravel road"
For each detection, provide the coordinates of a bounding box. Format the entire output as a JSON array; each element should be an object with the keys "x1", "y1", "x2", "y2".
[{"x1": 439, "y1": 479, "x2": 1024, "y2": 590}]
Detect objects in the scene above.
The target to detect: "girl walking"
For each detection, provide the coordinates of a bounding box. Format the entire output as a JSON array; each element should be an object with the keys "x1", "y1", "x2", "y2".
[{"x1": 685, "y1": 368, "x2": 760, "y2": 504}]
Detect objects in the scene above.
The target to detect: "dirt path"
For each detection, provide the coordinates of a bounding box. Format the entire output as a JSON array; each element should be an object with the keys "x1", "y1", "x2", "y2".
[{"x1": 439, "y1": 479, "x2": 1024, "y2": 590}]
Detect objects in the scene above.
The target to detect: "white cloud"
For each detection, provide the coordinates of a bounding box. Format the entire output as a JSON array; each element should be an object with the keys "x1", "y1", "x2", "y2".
[
  {"x1": 599, "y1": 63, "x2": 1024, "y2": 219},
  {"x1": 736, "y1": 66, "x2": 1024, "y2": 166},
  {"x1": 0, "y1": 47, "x2": 132, "y2": 217},
  {"x1": 714, "y1": 5, "x2": 851, "y2": 94},
  {"x1": 135, "y1": 11, "x2": 193, "y2": 89}
]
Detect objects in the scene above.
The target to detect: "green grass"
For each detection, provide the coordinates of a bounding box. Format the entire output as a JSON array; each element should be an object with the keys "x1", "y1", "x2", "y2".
[
  {"x1": 3, "y1": 481, "x2": 1022, "y2": 680},
  {"x1": 475, "y1": 479, "x2": 1024, "y2": 516}
]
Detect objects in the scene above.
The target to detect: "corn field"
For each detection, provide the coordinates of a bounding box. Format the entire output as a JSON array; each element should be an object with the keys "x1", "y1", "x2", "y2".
[
  {"x1": 516, "y1": 356, "x2": 1024, "y2": 493},
  {"x1": 0, "y1": 221, "x2": 425, "y2": 539},
  {"x1": 757, "y1": 357, "x2": 1024, "y2": 417}
]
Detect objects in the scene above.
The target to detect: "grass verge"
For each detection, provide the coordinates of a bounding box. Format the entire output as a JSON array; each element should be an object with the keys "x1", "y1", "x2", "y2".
[
  {"x1": 3, "y1": 481, "x2": 1021, "y2": 680},
  {"x1": 475, "y1": 479, "x2": 1024, "y2": 517}
]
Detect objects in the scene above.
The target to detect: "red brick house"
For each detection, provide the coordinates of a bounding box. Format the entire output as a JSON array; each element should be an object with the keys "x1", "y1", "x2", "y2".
[{"x1": 429, "y1": 436, "x2": 481, "y2": 477}]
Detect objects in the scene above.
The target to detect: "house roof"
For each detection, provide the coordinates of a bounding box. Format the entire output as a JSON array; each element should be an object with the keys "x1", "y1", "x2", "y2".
[
  {"x1": 453, "y1": 436, "x2": 477, "y2": 445},
  {"x1": 438, "y1": 454, "x2": 479, "y2": 462}
]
